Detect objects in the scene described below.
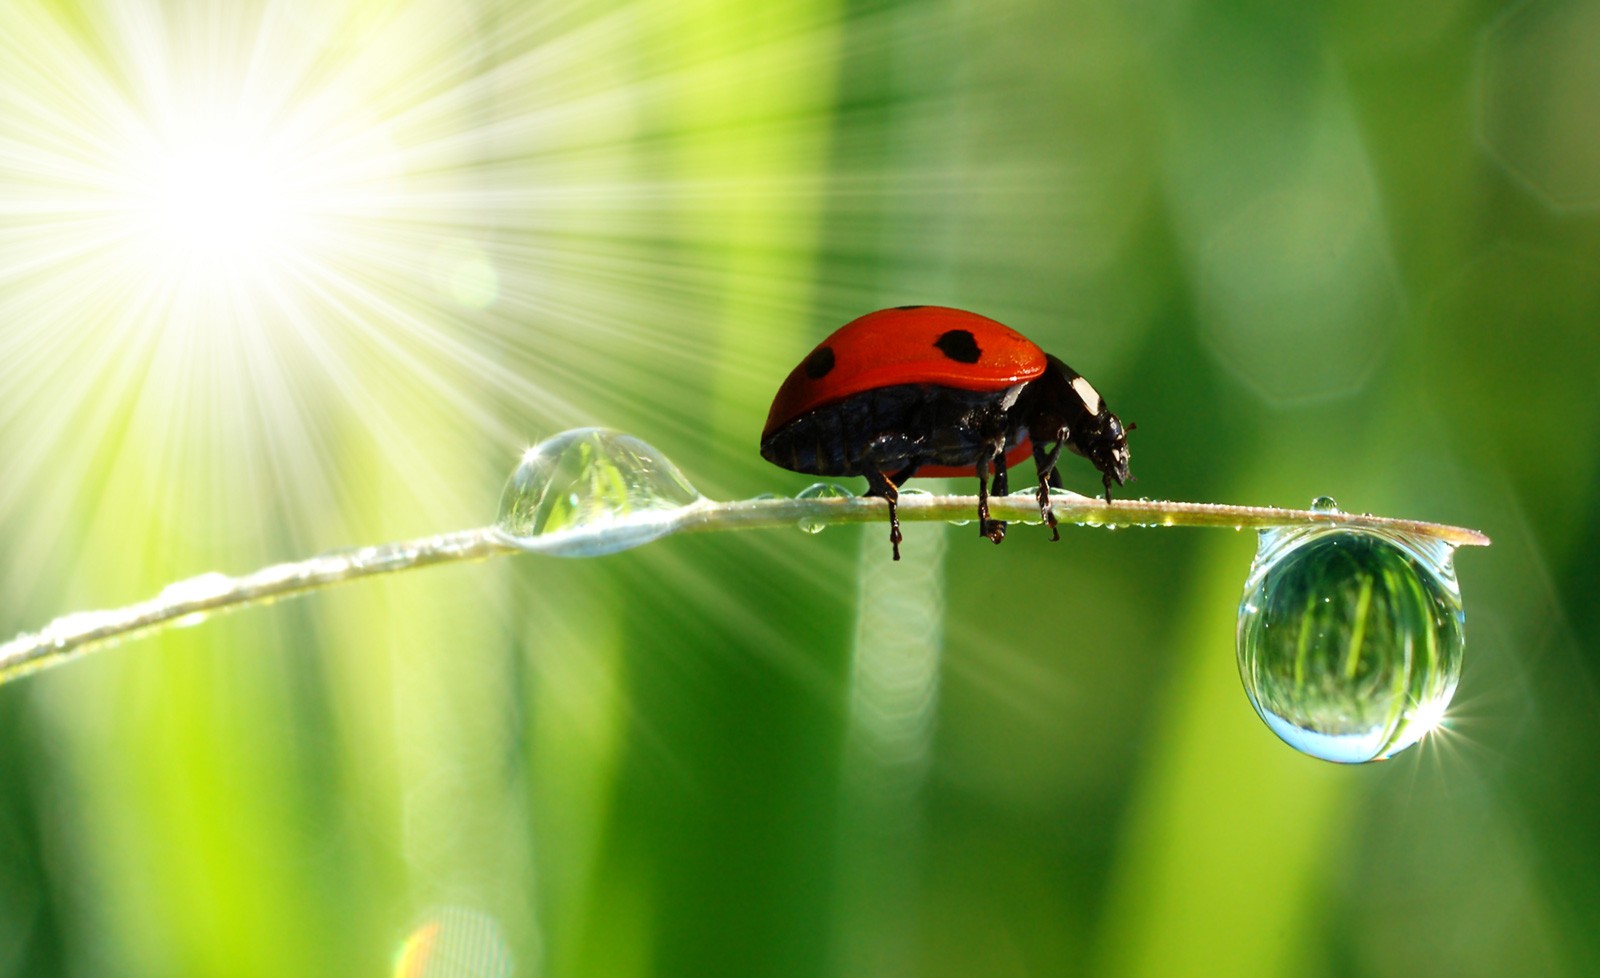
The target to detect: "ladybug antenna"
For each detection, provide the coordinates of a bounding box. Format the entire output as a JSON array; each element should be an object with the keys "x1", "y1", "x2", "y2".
[{"x1": 1125, "y1": 420, "x2": 1137, "y2": 433}]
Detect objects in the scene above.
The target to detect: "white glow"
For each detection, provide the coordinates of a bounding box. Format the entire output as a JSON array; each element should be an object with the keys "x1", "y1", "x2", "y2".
[
  {"x1": 145, "y1": 135, "x2": 291, "y2": 263},
  {"x1": 1412, "y1": 697, "x2": 1450, "y2": 739}
]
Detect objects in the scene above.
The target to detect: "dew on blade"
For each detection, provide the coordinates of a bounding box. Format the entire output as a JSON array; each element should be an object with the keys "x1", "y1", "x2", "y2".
[
  {"x1": 1236, "y1": 525, "x2": 1465, "y2": 763},
  {"x1": 1309, "y1": 495, "x2": 1340, "y2": 514},
  {"x1": 494, "y1": 428, "x2": 703, "y2": 556},
  {"x1": 795, "y1": 482, "x2": 854, "y2": 534}
]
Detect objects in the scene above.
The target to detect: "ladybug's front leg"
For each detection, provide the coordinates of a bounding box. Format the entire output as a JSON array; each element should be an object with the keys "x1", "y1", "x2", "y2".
[
  {"x1": 1032, "y1": 427, "x2": 1068, "y2": 542},
  {"x1": 864, "y1": 468, "x2": 903, "y2": 561}
]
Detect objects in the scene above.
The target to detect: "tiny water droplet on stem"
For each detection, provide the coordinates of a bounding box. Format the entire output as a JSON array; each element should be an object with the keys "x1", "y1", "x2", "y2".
[{"x1": 794, "y1": 482, "x2": 855, "y2": 533}]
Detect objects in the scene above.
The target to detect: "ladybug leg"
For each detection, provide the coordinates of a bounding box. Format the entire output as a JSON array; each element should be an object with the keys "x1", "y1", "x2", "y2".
[
  {"x1": 974, "y1": 455, "x2": 990, "y2": 539},
  {"x1": 864, "y1": 468, "x2": 904, "y2": 561},
  {"x1": 1036, "y1": 480, "x2": 1060, "y2": 543},
  {"x1": 1031, "y1": 428, "x2": 1068, "y2": 542},
  {"x1": 975, "y1": 446, "x2": 1007, "y2": 545},
  {"x1": 991, "y1": 448, "x2": 1010, "y2": 543},
  {"x1": 1033, "y1": 428, "x2": 1066, "y2": 481}
]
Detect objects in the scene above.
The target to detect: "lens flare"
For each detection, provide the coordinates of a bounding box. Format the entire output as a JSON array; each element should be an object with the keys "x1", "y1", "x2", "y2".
[{"x1": 394, "y1": 908, "x2": 513, "y2": 978}]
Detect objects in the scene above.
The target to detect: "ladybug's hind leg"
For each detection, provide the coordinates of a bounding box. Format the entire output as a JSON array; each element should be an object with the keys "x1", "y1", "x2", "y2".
[{"x1": 864, "y1": 468, "x2": 904, "y2": 561}]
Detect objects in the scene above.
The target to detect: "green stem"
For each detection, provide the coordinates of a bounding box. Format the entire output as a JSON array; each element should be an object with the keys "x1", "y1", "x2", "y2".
[
  {"x1": 685, "y1": 492, "x2": 1491, "y2": 548},
  {"x1": 0, "y1": 492, "x2": 1488, "y2": 685}
]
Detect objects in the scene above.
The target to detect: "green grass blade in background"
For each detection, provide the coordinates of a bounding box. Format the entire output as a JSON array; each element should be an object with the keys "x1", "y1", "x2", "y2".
[{"x1": 0, "y1": 0, "x2": 1597, "y2": 975}]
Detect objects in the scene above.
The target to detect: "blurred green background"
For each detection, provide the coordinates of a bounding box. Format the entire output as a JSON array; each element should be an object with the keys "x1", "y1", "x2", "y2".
[{"x1": 2, "y1": 0, "x2": 1598, "y2": 975}]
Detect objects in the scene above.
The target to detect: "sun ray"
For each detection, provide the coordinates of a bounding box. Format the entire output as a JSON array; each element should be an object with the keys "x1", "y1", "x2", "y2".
[{"x1": 0, "y1": 0, "x2": 882, "y2": 631}]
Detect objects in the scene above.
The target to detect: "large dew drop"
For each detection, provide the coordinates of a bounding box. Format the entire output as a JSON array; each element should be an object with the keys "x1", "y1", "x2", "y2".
[
  {"x1": 1236, "y1": 525, "x2": 1465, "y2": 763},
  {"x1": 494, "y1": 428, "x2": 704, "y2": 556}
]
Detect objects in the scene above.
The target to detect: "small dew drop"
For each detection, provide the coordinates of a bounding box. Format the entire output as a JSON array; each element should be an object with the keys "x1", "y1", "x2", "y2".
[
  {"x1": 795, "y1": 482, "x2": 854, "y2": 534},
  {"x1": 494, "y1": 428, "x2": 703, "y2": 556},
  {"x1": 1310, "y1": 495, "x2": 1340, "y2": 514},
  {"x1": 1236, "y1": 525, "x2": 1465, "y2": 763}
]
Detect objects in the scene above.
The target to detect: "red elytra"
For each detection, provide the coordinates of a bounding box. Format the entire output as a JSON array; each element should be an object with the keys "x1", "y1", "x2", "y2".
[
  {"x1": 760, "y1": 305, "x2": 1133, "y2": 560},
  {"x1": 763, "y1": 307, "x2": 1047, "y2": 433},
  {"x1": 762, "y1": 306, "x2": 1041, "y2": 477}
]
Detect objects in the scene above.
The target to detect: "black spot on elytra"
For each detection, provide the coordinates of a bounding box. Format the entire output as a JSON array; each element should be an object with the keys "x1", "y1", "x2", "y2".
[
  {"x1": 804, "y1": 345, "x2": 836, "y2": 379},
  {"x1": 934, "y1": 329, "x2": 981, "y2": 364}
]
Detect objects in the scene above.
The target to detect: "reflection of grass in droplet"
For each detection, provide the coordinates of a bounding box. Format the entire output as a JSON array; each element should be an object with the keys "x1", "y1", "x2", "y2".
[
  {"x1": 1293, "y1": 588, "x2": 1317, "y2": 689},
  {"x1": 1343, "y1": 573, "x2": 1374, "y2": 681}
]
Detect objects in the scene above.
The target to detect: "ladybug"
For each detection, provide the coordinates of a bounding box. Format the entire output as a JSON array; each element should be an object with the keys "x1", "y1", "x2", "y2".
[{"x1": 760, "y1": 306, "x2": 1133, "y2": 560}]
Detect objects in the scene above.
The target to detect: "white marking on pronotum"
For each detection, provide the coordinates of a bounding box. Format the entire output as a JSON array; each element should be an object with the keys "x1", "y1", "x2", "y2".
[{"x1": 1070, "y1": 375, "x2": 1102, "y2": 415}]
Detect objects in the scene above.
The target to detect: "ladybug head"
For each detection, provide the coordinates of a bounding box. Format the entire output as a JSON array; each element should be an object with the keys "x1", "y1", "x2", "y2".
[
  {"x1": 1025, "y1": 356, "x2": 1133, "y2": 501},
  {"x1": 1079, "y1": 413, "x2": 1132, "y2": 496}
]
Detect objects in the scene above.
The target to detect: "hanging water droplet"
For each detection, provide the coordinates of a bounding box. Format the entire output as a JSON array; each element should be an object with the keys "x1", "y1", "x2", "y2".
[
  {"x1": 1236, "y1": 525, "x2": 1465, "y2": 763},
  {"x1": 1310, "y1": 495, "x2": 1340, "y2": 514},
  {"x1": 494, "y1": 428, "x2": 703, "y2": 556},
  {"x1": 795, "y1": 482, "x2": 854, "y2": 534}
]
